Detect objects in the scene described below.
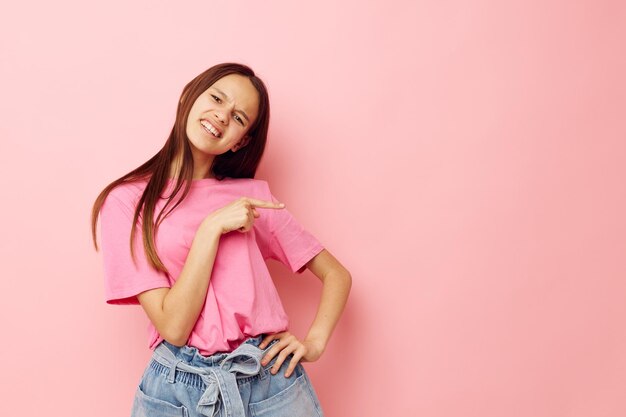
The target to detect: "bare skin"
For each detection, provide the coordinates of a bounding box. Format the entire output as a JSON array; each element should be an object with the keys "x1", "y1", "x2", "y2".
[
  {"x1": 258, "y1": 250, "x2": 351, "y2": 378},
  {"x1": 171, "y1": 73, "x2": 260, "y2": 179},
  {"x1": 138, "y1": 73, "x2": 352, "y2": 379},
  {"x1": 137, "y1": 197, "x2": 286, "y2": 346}
]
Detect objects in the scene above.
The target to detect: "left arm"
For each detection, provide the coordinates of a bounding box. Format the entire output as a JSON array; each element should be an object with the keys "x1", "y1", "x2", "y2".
[{"x1": 259, "y1": 248, "x2": 352, "y2": 377}]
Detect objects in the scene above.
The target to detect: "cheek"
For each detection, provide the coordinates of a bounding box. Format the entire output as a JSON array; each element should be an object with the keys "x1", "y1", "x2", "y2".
[
  {"x1": 230, "y1": 124, "x2": 246, "y2": 138},
  {"x1": 185, "y1": 119, "x2": 195, "y2": 137}
]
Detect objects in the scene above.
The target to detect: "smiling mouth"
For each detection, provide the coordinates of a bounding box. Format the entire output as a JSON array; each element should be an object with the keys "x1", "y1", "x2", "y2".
[{"x1": 200, "y1": 120, "x2": 222, "y2": 138}]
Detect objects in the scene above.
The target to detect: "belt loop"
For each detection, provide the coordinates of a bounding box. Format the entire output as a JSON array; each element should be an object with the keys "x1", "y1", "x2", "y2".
[{"x1": 167, "y1": 358, "x2": 182, "y2": 384}]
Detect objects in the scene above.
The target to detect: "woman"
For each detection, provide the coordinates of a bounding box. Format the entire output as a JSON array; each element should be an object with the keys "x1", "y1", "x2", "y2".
[{"x1": 90, "y1": 62, "x2": 351, "y2": 417}]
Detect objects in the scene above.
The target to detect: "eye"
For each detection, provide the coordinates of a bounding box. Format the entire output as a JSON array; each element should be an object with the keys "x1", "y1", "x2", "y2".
[
  {"x1": 234, "y1": 115, "x2": 244, "y2": 125},
  {"x1": 211, "y1": 94, "x2": 222, "y2": 103}
]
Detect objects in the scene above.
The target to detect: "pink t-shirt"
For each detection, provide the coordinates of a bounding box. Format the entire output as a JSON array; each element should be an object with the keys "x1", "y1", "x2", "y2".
[{"x1": 99, "y1": 177, "x2": 324, "y2": 356}]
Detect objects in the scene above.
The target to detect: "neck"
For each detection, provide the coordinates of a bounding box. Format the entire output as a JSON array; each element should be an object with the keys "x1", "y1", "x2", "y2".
[{"x1": 169, "y1": 151, "x2": 216, "y2": 179}]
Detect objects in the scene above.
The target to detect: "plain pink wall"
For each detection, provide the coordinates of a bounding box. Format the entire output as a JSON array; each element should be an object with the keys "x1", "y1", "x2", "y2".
[{"x1": 1, "y1": 0, "x2": 625, "y2": 416}]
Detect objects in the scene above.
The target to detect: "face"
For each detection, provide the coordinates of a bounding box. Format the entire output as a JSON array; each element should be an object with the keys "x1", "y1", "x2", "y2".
[{"x1": 185, "y1": 73, "x2": 260, "y2": 158}]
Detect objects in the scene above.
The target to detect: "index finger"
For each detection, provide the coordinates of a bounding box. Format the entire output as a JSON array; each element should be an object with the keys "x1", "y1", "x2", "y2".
[{"x1": 244, "y1": 197, "x2": 286, "y2": 209}]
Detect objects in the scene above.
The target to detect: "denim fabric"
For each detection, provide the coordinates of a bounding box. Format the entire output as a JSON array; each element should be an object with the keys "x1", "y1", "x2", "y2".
[{"x1": 130, "y1": 334, "x2": 324, "y2": 417}]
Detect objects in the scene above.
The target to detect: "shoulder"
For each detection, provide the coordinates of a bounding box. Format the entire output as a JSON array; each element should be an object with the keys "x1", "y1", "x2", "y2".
[
  {"x1": 103, "y1": 180, "x2": 148, "y2": 211},
  {"x1": 109, "y1": 180, "x2": 147, "y2": 197}
]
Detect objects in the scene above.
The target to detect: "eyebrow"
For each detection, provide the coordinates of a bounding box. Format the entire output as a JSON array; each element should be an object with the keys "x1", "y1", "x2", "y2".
[{"x1": 212, "y1": 87, "x2": 250, "y2": 123}]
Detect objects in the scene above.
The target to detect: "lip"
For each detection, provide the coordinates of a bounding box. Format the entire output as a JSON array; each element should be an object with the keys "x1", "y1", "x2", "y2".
[{"x1": 201, "y1": 119, "x2": 223, "y2": 137}]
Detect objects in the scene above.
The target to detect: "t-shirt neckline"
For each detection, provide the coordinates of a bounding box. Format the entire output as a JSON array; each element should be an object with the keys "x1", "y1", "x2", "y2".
[{"x1": 165, "y1": 177, "x2": 231, "y2": 188}]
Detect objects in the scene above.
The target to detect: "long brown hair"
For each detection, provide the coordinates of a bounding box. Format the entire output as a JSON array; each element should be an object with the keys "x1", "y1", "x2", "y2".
[{"x1": 90, "y1": 62, "x2": 271, "y2": 275}]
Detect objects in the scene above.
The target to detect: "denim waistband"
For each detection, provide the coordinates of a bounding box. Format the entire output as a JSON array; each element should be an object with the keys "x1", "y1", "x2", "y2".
[
  {"x1": 159, "y1": 333, "x2": 268, "y2": 367},
  {"x1": 150, "y1": 334, "x2": 278, "y2": 417}
]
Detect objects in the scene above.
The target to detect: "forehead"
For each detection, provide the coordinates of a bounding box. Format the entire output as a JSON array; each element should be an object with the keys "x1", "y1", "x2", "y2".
[{"x1": 209, "y1": 74, "x2": 259, "y2": 118}]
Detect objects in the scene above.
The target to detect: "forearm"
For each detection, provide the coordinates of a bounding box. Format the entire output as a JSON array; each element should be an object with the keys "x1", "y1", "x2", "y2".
[
  {"x1": 161, "y1": 220, "x2": 222, "y2": 344},
  {"x1": 304, "y1": 270, "x2": 352, "y2": 351}
]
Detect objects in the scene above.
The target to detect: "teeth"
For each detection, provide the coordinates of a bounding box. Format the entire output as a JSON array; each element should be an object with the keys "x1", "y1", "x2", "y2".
[{"x1": 200, "y1": 120, "x2": 221, "y2": 137}]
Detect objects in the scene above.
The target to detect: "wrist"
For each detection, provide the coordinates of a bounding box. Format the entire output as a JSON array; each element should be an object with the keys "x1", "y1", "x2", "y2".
[
  {"x1": 304, "y1": 334, "x2": 327, "y2": 354},
  {"x1": 200, "y1": 216, "x2": 223, "y2": 237}
]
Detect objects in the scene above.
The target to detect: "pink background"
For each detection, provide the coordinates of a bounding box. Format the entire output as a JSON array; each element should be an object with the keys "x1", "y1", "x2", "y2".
[{"x1": 1, "y1": 1, "x2": 625, "y2": 416}]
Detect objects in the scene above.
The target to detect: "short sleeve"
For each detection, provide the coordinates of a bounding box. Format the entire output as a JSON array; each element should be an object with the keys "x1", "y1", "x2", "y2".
[
  {"x1": 99, "y1": 190, "x2": 171, "y2": 305},
  {"x1": 264, "y1": 191, "x2": 325, "y2": 274}
]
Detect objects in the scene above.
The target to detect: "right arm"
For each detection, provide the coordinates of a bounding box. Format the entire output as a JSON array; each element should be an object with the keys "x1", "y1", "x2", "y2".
[
  {"x1": 136, "y1": 219, "x2": 221, "y2": 346},
  {"x1": 136, "y1": 197, "x2": 285, "y2": 347}
]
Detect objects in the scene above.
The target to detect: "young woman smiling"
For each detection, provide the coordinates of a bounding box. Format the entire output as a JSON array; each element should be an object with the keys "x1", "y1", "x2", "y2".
[{"x1": 91, "y1": 62, "x2": 351, "y2": 417}]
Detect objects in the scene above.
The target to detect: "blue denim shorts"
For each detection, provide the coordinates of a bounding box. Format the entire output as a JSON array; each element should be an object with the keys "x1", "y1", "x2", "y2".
[{"x1": 130, "y1": 334, "x2": 324, "y2": 417}]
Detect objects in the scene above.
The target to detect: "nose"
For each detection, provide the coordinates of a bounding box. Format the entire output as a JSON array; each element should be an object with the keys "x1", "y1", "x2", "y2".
[
  {"x1": 214, "y1": 101, "x2": 234, "y2": 125},
  {"x1": 214, "y1": 110, "x2": 228, "y2": 125}
]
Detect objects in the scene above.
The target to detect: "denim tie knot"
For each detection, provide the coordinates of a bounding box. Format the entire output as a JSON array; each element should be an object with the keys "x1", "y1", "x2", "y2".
[{"x1": 153, "y1": 341, "x2": 265, "y2": 417}]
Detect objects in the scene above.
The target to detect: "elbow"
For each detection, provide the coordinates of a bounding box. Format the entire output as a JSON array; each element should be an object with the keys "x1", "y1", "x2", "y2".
[
  {"x1": 161, "y1": 326, "x2": 190, "y2": 347},
  {"x1": 344, "y1": 271, "x2": 353, "y2": 290},
  {"x1": 338, "y1": 265, "x2": 352, "y2": 283},
  {"x1": 137, "y1": 288, "x2": 192, "y2": 347},
  {"x1": 163, "y1": 335, "x2": 187, "y2": 348},
  {"x1": 331, "y1": 268, "x2": 352, "y2": 290}
]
